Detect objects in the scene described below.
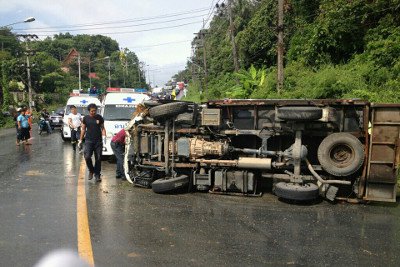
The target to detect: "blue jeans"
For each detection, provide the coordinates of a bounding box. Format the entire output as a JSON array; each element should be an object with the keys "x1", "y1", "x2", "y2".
[
  {"x1": 84, "y1": 141, "x2": 102, "y2": 176},
  {"x1": 111, "y1": 141, "x2": 125, "y2": 176}
]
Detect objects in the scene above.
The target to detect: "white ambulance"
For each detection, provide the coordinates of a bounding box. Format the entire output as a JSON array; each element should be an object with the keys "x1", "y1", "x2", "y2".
[
  {"x1": 101, "y1": 88, "x2": 150, "y2": 156},
  {"x1": 61, "y1": 92, "x2": 102, "y2": 141}
]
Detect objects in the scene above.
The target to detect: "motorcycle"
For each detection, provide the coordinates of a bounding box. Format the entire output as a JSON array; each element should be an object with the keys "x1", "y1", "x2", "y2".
[{"x1": 38, "y1": 117, "x2": 51, "y2": 135}]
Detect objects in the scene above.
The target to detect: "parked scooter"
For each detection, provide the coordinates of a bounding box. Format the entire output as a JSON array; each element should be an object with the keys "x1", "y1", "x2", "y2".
[{"x1": 38, "y1": 117, "x2": 51, "y2": 135}]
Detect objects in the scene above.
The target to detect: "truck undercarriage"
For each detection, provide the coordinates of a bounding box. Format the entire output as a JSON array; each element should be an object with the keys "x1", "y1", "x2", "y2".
[{"x1": 124, "y1": 99, "x2": 400, "y2": 203}]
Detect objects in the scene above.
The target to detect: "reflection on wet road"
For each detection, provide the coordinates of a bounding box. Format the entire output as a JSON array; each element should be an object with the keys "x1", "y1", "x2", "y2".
[{"x1": 0, "y1": 126, "x2": 399, "y2": 266}]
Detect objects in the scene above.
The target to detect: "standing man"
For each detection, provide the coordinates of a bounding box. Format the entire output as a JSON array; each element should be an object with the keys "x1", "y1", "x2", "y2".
[
  {"x1": 68, "y1": 105, "x2": 82, "y2": 151},
  {"x1": 110, "y1": 128, "x2": 126, "y2": 179},
  {"x1": 79, "y1": 103, "x2": 106, "y2": 182},
  {"x1": 17, "y1": 108, "x2": 32, "y2": 145},
  {"x1": 14, "y1": 107, "x2": 22, "y2": 145}
]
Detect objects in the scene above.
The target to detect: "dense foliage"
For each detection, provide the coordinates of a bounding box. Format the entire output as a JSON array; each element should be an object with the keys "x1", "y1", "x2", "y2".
[
  {"x1": 183, "y1": 0, "x2": 400, "y2": 103},
  {"x1": 0, "y1": 30, "x2": 146, "y2": 110}
]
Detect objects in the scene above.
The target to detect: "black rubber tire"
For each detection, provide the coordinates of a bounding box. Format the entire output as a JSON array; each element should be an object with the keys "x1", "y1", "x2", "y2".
[
  {"x1": 175, "y1": 112, "x2": 194, "y2": 125},
  {"x1": 317, "y1": 133, "x2": 364, "y2": 176},
  {"x1": 275, "y1": 182, "x2": 319, "y2": 201},
  {"x1": 149, "y1": 102, "x2": 188, "y2": 119},
  {"x1": 277, "y1": 106, "x2": 322, "y2": 121},
  {"x1": 143, "y1": 100, "x2": 162, "y2": 107},
  {"x1": 61, "y1": 131, "x2": 68, "y2": 141},
  {"x1": 152, "y1": 175, "x2": 189, "y2": 193}
]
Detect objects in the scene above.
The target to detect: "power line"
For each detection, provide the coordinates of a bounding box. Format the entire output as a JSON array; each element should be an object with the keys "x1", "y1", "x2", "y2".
[
  {"x1": 23, "y1": 21, "x2": 204, "y2": 37},
  {"x1": 13, "y1": 7, "x2": 210, "y2": 30},
  {"x1": 127, "y1": 40, "x2": 192, "y2": 49},
  {"x1": 204, "y1": 0, "x2": 222, "y2": 27},
  {"x1": 16, "y1": 13, "x2": 209, "y2": 33}
]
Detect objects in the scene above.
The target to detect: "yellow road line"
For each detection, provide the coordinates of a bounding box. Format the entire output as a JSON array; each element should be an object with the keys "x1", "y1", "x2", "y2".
[{"x1": 77, "y1": 159, "x2": 95, "y2": 266}]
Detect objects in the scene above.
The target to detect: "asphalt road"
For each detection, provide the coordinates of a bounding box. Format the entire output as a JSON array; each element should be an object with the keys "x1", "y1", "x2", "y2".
[{"x1": 0, "y1": 126, "x2": 399, "y2": 266}]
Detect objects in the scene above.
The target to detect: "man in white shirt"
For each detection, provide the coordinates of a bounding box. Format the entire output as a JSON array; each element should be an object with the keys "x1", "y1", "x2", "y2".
[{"x1": 68, "y1": 105, "x2": 82, "y2": 151}]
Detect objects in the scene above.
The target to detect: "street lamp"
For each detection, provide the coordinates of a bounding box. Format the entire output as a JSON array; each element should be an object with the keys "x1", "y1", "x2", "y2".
[{"x1": 2, "y1": 17, "x2": 35, "y2": 28}]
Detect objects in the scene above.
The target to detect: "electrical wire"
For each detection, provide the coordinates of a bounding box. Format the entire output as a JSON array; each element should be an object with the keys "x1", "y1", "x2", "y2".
[
  {"x1": 204, "y1": 0, "x2": 223, "y2": 28},
  {"x1": 16, "y1": 13, "x2": 209, "y2": 33},
  {"x1": 13, "y1": 7, "x2": 211, "y2": 30},
  {"x1": 19, "y1": 21, "x2": 204, "y2": 37},
  {"x1": 128, "y1": 40, "x2": 192, "y2": 49}
]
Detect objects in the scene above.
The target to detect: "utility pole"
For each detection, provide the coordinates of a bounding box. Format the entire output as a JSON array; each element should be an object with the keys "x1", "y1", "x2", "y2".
[
  {"x1": 17, "y1": 34, "x2": 38, "y2": 111},
  {"x1": 202, "y1": 19, "x2": 208, "y2": 94},
  {"x1": 277, "y1": 0, "x2": 284, "y2": 94},
  {"x1": 78, "y1": 53, "x2": 82, "y2": 90},
  {"x1": 25, "y1": 45, "x2": 33, "y2": 111},
  {"x1": 228, "y1": 0, "x2": 239, "y2": 72},
  {"x1": 88, "y1": 48, "x2": 92, "y2": 88},
  {"x1": 108, "y1": 57, "x2": 111, "y2": 88},
  {"x1": 137, "y1": 63, "x2": 141, "y2": 85}
]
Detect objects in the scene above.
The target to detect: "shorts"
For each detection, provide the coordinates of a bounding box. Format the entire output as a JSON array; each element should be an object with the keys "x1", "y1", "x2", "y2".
[{"x1": 20, "y1": 127, "x2": 31, "y2": 141}]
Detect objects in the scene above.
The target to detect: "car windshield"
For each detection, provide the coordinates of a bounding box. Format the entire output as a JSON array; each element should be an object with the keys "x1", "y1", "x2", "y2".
[
  {"x1": 65, "y1": 105, "x2": 100, "y2": 115},
  {"x1": 103, "y1": 105, "x2": 136, "y2": 120}
]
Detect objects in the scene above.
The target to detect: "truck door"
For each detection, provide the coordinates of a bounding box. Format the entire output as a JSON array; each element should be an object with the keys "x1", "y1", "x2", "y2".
[{"x1": 365, "y1": 104, "x2": 400, "y2": 202}]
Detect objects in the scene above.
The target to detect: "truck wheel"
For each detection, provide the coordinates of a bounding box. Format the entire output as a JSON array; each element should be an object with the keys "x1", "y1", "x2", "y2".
[
  {"x1": 149, "y1": 102, "x2": 188, "y2": 119},
  {"x1": 152, "y1": 175, "x2": 189, "y2": 193},
  {"x1": 274, "y1": 182, "x2": 319, "y2": 201},
  {"x1": 175, "y1": 112, "x2": 194, "y2": 125},
  {"x1": 317, "y1": 133, "x2": 364, "y2": 176},
  {"x1": 143, "y1": 100, "x2": 161, "y2": 108},
  {"x1": 277, "y1": 106, "x2": 322, "y2": 121}
]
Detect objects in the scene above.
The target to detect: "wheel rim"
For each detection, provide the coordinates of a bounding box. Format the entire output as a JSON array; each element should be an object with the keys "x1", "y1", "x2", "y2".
[{"x1": 329, "y1": 143, "x2": 354, "y2": 167}]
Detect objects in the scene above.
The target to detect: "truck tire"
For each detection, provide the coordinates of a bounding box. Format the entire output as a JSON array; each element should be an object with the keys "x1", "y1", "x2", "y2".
[
  {"x1": 317, "y1": 133, "x2": 364, "y2": 176},
  {"x1": 152, "y1": 175, "x2": 189, "y2": 193},
  {"x1": 149, "y1": 102, "x2": 188, "y2": 119},
  {"x1": 277, "y1": 106, "x2": 322, "y2": 121},
  {"x1": 274, "y1": 182, "x2": 319, "y2": 201},
  {"x1": 143, "y1": 100, "x2": 161, "y2": 107},
  {"x1": 175, "y1": 112, "x2": 194, "y2": 125}
]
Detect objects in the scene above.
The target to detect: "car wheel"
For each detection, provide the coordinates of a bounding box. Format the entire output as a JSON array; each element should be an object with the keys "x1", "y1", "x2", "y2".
[
  {"x1": 152, "y1": 175, "x2": 189, "y2": 193},
  {"x1": 274, "y1": 182, "x2": 319, "y2": 201},
  {"x1": 317, "y1": 133, "x2": 364, "y2": 176},
  {"x1": 149, "y1": 102, "x2": 188, "y2": 119},
  {"x1": 61, "y1": 131, "x2": 67, "y2": 141},
  {"x1": 277, "y1": 106, "x2": 322, "y2": 121}
]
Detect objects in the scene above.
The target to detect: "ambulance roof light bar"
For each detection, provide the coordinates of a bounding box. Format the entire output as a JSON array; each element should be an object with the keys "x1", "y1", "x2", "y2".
[
  {"x1": 106, "y1": 87, "x2": 148, "y2": 93},
  {"x1": 70, "y1": 89, "x2": 96, "y2": 97}
]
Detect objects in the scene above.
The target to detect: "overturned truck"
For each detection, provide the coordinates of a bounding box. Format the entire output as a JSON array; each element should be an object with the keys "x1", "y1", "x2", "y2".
[{"x1": 124, "y1": 99, "x2": 400, "y2": 203}]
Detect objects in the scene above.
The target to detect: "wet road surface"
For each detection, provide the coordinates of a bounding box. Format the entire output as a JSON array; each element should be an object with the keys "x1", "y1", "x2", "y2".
[{"x1": 0, "y1": 126, "x2": 399, "y2": 266}]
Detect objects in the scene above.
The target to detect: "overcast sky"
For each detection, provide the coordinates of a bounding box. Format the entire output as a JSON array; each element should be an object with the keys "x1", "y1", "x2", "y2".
[{"x1": 0, "y1": 0, "x2": 217, "y2": 87}]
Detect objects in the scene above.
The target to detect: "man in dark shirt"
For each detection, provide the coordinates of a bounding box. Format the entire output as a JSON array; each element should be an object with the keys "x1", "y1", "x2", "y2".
[
  {"x1": 110, "y1": 128, "x2": 126, "y2": 179},
  {"x1": 79, "y1": 103, "x2": 106, "y2": 182}
]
